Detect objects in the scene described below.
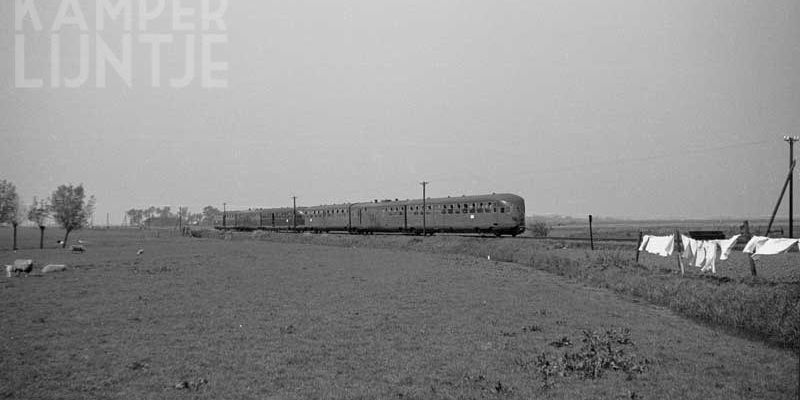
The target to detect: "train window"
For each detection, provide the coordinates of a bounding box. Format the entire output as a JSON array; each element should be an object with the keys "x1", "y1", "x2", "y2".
[
  {"x1": 500, "y1": 207, "x2": 505, "y2": 213},
  {"x1": 493, "y1": 208, "x2": 497, "y2": 213}
]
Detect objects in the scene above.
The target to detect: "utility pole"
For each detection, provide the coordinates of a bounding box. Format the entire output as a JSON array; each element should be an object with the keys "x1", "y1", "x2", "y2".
[
  {"x1": 292, "y1": 196, "x2": 297, "y2": 231},
  {"x1": 784, "y1": 136, "x2": 798, "y2": 238},
  {"x1": 420, "y1": 181, "x2": 429, "y2": 236}
]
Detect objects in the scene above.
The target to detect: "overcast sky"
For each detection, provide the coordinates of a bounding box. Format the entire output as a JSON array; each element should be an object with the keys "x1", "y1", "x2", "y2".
[{"x1": 1, "y1": 0, "x2": 799, "y2": 223}]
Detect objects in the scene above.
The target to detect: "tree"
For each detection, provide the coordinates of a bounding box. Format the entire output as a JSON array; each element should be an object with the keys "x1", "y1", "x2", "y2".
[
  {"x1": 202, "y1": 205, "x2": 221, "y2": 225},
  {"x1": 145, "y1": 206, "x2": 157, "y2": 226},
  {"x1": 28, "y1": 197, "x2": 50, "y2": 249},
  {"x1": 158, "y1": 206, "x2": 172, "y2": 220},
  {"x1": 126, "y1": 208, "x2": 145, "y2": 226},
  {"x1": 51, "y1": 184, "x2": 96, "y2": 248},
  {"x1": 177, "y1": 206, "x2": 189, "y2": 228},
  {"x1": 0, "y1": 180, "x2": 21, "y2": 250}
]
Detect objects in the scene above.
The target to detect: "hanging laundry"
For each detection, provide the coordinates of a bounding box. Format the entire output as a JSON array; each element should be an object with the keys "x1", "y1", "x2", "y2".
[
  {"x1": 743, "y1": 237, "x2": 800, "y2": 259},
  {"x1": 682, "y1": 234, "x2": 741, "y2": 274},
  {"x1": 639, "y1": 234, "x2": 675, "y2": 257},
  {"x1": 698, "y1": 241, "x2": 719, "y2": 273},
  {"x1": 681, "y1": 235, "x2": 701, "y2": 260},
  {"x1": 715, "y1": 234, "x2": 741, "y2": 261},
  {"x1": 742, "y1": 236, "x2": 769, "y2": 253}
]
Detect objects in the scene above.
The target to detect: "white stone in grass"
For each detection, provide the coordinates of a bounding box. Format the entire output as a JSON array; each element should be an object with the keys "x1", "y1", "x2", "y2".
[{"x1": 42, "y1": 264, "x2": 67, "y2": 274}]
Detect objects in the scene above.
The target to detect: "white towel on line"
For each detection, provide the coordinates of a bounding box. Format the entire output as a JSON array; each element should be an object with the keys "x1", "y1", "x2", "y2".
[
  {"x1": 742, "y1": 236, "x2": 769, "y2": 253},
  {"x1": 639, "y1": 234, "x2": 675, "y2": 257},
  {"x1": 745, "y1": 237, "x2": 799, "y2": 259}
]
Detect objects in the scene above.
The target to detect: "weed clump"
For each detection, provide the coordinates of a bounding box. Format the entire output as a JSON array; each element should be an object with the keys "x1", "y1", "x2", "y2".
[{"x1": 535, "y1": 328, "x2": 649, "y2": 389}]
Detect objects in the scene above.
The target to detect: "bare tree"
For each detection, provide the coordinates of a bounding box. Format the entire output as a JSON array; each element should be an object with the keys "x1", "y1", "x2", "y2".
[
  {"x1": 0, "y1": 180, "x2": 21, "y2": 250},
  {"x1": 28, "y1": 197, "x2": 50, "y2": 249},
  {"x1": 50, "y1": 184, "x2": 96, "y2": 248}
]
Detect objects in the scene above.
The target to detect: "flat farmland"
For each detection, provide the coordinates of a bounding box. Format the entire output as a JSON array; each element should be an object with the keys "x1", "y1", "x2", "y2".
[{"x1": 0, "y1": 229, "x2": 797, "y2": 399}]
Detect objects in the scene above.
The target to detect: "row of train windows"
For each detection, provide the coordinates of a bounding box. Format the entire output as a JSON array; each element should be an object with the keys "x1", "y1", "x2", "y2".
[
  {"x1": 385, "y1": 206, "x2": 506, "y2": 214},
  {"x1": 383, "y1": 203, "x2": 502, "y2": 212},
  {"x1": 306, "y1": 203, "x2": 510, "y2": 216},
  {"x1": 309, "y1": 209, "x2": 346, "y2": 216}
]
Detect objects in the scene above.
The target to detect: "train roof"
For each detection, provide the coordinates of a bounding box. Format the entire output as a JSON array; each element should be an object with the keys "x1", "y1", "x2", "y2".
[
  {"x1": 354, "y1": 193, "x2": 524, "y2": 208},
  {"x1": 223, "y1": 194, "x2": 524, "y2": 212},
  {"x1": 225, "y1": 207, "x2": 304, "y2": 214},
  {"x1": 305, "y1": 203, "x2": 351, "y2": 210}
]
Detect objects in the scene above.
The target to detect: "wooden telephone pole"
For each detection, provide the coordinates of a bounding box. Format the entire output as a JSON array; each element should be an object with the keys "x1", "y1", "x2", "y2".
[
  {"x1": 292, "y1": 196, "x2": 297, "y2": 231},
  {"x1": 420, "y1": 181, "x2": 429, "y2": 236},
  {"x1": 784, "y1": 136, "x2": 798, "y2": 238}
]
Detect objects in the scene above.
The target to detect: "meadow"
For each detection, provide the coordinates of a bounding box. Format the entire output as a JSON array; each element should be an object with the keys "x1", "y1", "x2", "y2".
[{"x1": 0, "y1": 227, "x2": 798, "y2": 399}]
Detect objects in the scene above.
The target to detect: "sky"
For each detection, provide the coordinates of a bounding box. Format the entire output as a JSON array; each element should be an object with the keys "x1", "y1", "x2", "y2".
[{"x1": 1, "y1": 0, "x2": 799, "y2": 223}]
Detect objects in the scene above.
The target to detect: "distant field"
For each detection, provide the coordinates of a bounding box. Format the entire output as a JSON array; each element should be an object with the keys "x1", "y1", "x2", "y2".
[
  {"x1": 533, "y1": 217, "x2": 799, "y2": 240},
  {"x1": 1, "y1": 228, "x2": 797, "y2": 399}
]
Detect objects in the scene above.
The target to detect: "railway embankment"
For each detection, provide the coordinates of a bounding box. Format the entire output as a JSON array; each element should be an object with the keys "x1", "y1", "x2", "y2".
[{"x1": 194, "y1": 229, "x2": 799, "y2": 351}]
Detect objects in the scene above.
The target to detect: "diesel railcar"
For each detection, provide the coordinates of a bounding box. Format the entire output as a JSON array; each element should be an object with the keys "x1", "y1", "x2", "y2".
[
  {"x1": 217, "y1": 193, "x2": 525, "y2": 237},
  {"x1": 340, "y1": 193, "x2": 524, "y2": 236}
]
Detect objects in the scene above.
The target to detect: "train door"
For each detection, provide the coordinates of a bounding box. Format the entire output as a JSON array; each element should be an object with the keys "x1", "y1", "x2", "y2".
[{"x1": 403, "y1": 205, "x2": 408, "y2": 230}]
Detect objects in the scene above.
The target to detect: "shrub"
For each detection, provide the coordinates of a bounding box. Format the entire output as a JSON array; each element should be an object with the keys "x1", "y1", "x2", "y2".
[
  {"x1": 528, "y1": 221, "x2": 551, "y2": 238},
  {"x1": 535, "y1": 328, "x2": 649, "y2": 388}
]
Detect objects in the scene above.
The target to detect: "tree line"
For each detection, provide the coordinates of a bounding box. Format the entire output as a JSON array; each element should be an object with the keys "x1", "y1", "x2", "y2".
[
  {"x1": 125, "y1": 205, "x2": 220, "y2": 227},
  {"x1": 0, "y1": 179, "x2": 95, "y2": 250}
]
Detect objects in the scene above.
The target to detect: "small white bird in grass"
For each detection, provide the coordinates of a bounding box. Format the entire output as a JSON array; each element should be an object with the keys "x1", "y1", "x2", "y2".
[{"x1": 137, "y1": 249, "x2": 144, "y2": 255}]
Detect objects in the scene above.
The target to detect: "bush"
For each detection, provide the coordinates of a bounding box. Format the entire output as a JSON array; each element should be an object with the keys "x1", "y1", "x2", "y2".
[{"x1": 528, "y1": 221, "x2": 551, "y2": 237}]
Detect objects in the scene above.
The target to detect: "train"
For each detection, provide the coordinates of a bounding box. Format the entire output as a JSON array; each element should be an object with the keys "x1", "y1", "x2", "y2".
[{"x1": 215, "y1": 193, "x2": 526, "y2": 237}]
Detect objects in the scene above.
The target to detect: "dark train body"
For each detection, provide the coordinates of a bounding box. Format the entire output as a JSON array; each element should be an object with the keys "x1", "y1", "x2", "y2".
[
  {"x1": 215, "y1": 207, "x2": 305, "y2": 231},
  {"x1": 216, "y1": 193, "x2": 525, "y2": 237}
]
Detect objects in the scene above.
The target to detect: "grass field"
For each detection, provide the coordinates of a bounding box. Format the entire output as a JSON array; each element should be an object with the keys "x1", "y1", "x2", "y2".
[{"x1": 1, "y1": 227, "x2": 798, "y2": 399}]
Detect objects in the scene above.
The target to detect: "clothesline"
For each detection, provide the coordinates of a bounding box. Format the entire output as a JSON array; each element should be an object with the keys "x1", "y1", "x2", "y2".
[{"x1": 638, "y1": 233, "x2": 799, "y2": 274}]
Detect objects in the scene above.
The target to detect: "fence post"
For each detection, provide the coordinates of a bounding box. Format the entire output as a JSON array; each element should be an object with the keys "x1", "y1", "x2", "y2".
[
  {"x1": 635, "y1": 231, "x2": 643, "y2": 263},
  {"x1": 674, "y1": 229, "x2": 684, "y2": 275},
  {"x1": 741, "y1": 221, "x2": 757, "y2": 277}
]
